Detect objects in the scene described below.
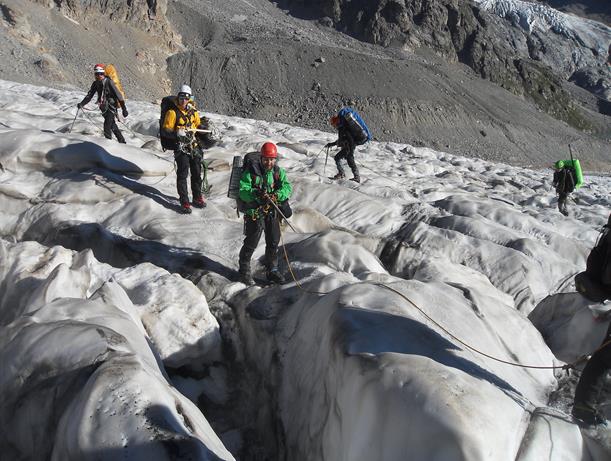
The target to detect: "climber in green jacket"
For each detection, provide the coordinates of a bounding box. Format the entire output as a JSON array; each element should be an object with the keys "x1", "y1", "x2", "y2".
[
  {"x1": 237, "y1": 142, "x2": 292, "y2": 285},
  {"x1": 552, "y1": 159, "x2": 583, "y2": 216}
]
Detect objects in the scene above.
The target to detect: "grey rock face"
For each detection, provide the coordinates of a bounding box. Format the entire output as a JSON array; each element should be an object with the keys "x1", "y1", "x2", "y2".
[
  {"x1": 27, "y1": 0, "x2": 178, "y2": 56},
  {"x1": 0, "y1": 0, "x2": 176, "y2": 100},
  {"x1": 33, "y1": 0, "x2": 169, "y2": 34},
  {"x1": 278, "y1": 0, "x2": 610, "y2": 126}
]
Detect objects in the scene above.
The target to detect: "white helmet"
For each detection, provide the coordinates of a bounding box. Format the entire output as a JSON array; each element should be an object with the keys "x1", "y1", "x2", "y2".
[{"x1": 178, "y1": 84, "x2": 192, "y2": 96}]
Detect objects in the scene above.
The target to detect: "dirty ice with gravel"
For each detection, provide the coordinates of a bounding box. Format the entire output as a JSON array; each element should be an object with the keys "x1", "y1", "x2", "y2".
[{"x1": 0, "y1": 78, "x2": 610, "y2": 460}]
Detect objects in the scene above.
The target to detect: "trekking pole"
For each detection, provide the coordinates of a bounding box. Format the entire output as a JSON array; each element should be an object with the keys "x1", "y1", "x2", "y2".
[
  {"x1": 265, "y1": 196, "x2": 297, "y2": 233},
  {"x1": 323, "y1": 147, "x2": 329, "y2": 177},
  {"x1": 69, "y1": 107, "x2": 80, "y2": 133},
  {"x1": 312, "y1": 146, "x2": 326, "y2": 159},
  {"x1": 569, "y1": 143, "x2": 575, "y2": 164}
]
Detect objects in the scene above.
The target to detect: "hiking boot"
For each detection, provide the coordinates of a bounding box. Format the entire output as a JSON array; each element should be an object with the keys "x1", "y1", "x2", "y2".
[
  {"x1": 572, "y1": 404, "x2": 605, "y2": 426},
  {"x1": 350, "y1": 176, "x2": 361, "y2": 183},
  {"x1": 240, "y1": 271, "x2": 255, "y2": 286},
  {"x1": 266, "y1": 268, "x2": 285, "y2": 284},
  {"x1": 181, "y1": 202, "x2": 192, "y2": 214},
  {"x1": 193, "y1": 196, "x2": 206, "y2": 208},
  {"x1": 331, "y1": 172, "x2": 345, "y2": 180},
  {"x1": 239, "y1": 262, "x2": 255, "y2": 286}
]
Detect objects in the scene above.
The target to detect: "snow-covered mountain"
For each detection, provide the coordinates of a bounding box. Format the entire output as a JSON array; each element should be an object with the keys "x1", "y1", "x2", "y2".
[
  {"x1": 533, "y1": 1, "x2": 611, "y2": 26},
  {"x1": 476, "y1": 0, "x2": 610, "y2": 38},
  {"x1": 475, "y1": 0, "x2": 611, "y2": 76},
  {"x1": 1, "y1": 79, "x2": 610, "y2": 459}
]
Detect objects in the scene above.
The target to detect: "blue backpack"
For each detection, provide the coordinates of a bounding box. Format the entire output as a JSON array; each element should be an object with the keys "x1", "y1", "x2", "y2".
[{"x1": 338, "y1": 107, "x2": 372, "y2": 146}]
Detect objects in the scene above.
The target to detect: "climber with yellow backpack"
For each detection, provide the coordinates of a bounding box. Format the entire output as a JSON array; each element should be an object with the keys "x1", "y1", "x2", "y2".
[{"x1": 77, "y1": 64, "x2": 128, "y2": 143}]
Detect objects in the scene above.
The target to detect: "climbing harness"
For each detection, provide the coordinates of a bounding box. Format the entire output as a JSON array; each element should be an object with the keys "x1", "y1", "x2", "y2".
[{"x1": 174, "y1": 130, "x2": 212, "y2": 196}]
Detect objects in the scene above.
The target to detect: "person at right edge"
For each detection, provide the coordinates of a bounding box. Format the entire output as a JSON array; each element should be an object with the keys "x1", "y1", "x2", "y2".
[
  {"x1": 238, "y1": 142, "x2": 292, "y2": 286},
  {"x1": 572, "y1": 213, "x2": 611, "y2": 426},
  {"x1": 572, "y1": 322, "x2": 610, "y2": 426},
  {"x1": 326, "y1": 114, "x2": 360, "y2": 183},
  {"x1": 77, "y1": 64, "x2": 128, "y2": 144}
]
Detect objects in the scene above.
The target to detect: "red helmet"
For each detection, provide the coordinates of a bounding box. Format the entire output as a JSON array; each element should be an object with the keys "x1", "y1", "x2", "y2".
[
  {"x1": 330, "y1": 115, "x2": 340, "y2": 127},
  {"x1": 93, "y1": 64, "x2": 105, "y2": 74},
  {"x1": 261, "y1": 142, "x2": 278, "y2": 158}
]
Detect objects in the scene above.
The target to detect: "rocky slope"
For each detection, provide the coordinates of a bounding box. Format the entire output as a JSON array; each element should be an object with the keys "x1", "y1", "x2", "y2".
[
  {"x1": 0, "y1": 0, "x2": 177, "y2": 99},
  {"x1": 277, "y1": 0, "x2": 611, "y2": 117},
  {"x1": 167, "y1": 0, "x2": 610, "y2": 169}
]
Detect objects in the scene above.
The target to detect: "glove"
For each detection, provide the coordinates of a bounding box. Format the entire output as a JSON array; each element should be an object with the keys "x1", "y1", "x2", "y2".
[
  {"x1": 269, "y1": 193, "x2": 278, "y2": 203},
  {"x1": 122, "y1": 107, "x2": 128, "y2": 117},
  {"x1": 325, "y1": 142, "x2": 335, "y2": 148},
  {"x1": 177, "y1": 128, "x2": 187, "y2": 139},
  {"x1": 77, "y1": 103, "x2": 83, "y2": 109}
]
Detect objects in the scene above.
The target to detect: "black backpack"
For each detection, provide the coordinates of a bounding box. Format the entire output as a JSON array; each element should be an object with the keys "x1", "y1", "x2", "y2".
[
  {"x1": 554, "y1": 167, "x2": 576, "y2": 195},
  {"x1": 586, "y1": 222, "x2": 611, "y2": 287}
]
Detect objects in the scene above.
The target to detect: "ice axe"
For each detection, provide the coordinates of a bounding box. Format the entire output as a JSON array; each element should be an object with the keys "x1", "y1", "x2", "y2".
[{"x1": 185, "y1": 128, "x2": 212, "y2": 134}]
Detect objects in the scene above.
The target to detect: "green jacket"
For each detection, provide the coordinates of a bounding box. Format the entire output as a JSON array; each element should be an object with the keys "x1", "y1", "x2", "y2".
[{"x1": 239, "y1": 166, "x2": 292, "y2": 218}]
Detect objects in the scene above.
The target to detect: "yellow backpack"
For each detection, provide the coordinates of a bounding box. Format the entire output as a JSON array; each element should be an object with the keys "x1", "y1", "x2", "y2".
[{"x1": 104, "y1": 64, "x2": 126, "y2": 99}]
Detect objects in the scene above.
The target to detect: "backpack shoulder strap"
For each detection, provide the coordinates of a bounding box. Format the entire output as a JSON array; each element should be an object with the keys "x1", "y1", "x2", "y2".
[
  {"x1": 174, "y1": 107, "x2": 190, "y2": 128},
  {"x1": 248, "y1": 160, "x2": 264, "y2": 180},
  {"x1": 98, "y1": 79, "x2": 106, "y2": 97}
]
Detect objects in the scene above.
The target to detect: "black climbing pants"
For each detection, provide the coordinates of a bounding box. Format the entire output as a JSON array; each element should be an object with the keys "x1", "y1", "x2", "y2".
[
  {"x1": 558, "y1": 192, "x2": 569, "y2": 215},
  {"x1": 175, "y1": 151, "x2": 202, "y2": 204},
  {"x1": 335, "y1": 136, "x2": 358, "y2": 178},
  {"x1": 238, "y1": 213, "x2": 280, "y2": 273},
  {"x1": 574, "y1": 323, "x2": 611, "y2": 412},
  {"x1": 103, "y1": 109, "x2": 126, "y2": 143}
]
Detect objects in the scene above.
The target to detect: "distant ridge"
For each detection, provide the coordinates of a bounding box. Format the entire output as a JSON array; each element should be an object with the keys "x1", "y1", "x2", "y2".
[{"x1": 534, "y1": 0, "x2": 611, "y2": 26}]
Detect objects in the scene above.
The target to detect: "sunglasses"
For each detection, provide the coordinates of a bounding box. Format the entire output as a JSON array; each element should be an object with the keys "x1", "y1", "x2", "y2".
[{"x1": 94, "y1": 72, "x2": 104, "y2": 76}]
